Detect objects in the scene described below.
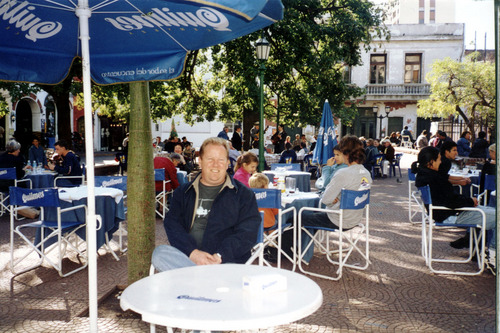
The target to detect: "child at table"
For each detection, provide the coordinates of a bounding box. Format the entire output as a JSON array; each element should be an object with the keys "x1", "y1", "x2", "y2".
[
  {"x1": 233, "y1": 152, "x2": 258, "y2": 187},
  {"x1": 315, "y1": 145, "x2": 347, "y2": 191},
  {"x1": 249, "y1": 173, "x2": 279, "y2": 229}
]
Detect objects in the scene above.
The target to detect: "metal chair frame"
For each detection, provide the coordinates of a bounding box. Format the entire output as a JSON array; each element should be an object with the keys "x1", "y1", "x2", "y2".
[
  {"x1": 297, "y1": 189, "x2": 371, "y2": 280},
  {"x1": 9, "y1": 186, "x2": 88, "y2": 277},
  {"x1": 417, "y1": 185, "x2": 486, "y2": 276}
]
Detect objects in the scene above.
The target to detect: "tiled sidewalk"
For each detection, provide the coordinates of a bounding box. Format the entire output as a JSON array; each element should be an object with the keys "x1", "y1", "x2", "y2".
[{"x1": 0, "y1": 154, "x2": 495, "y2": 332}]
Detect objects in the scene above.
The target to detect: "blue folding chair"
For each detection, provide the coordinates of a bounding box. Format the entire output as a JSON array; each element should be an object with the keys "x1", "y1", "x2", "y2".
[
  {"x1": 303, "y1": 154, "x2": 319, "y2": 177},
  {"x1": 0, "y1": 167, "x2": 32, "y2": 217},
  {"x1": 95, "y1": 176, "x2": 128, "y2": 255},
  {"x1": 389, "y1": 153, "x2": 403, "y2": 178},
  {"x1": 476, "y1": 174, "x2": 496, "y2": 207},
  {"x1": 417, "y1": 185, "x2": 486, "y2": 275},
  {"x1": 297, "y1": 189, "x2": 371, "y2": 280},
  {"x1": 9, "y1": 186, "x2": 87, "y2": 277},
  {"x1": 251, "y1": 188, "x2": 297, "y2": 270},
  {"x1": 370, "y1": 154, "x2": 384, "y2": 179},
  {"x1": 155, "y1": 169, "x2": 172, "y2": 219},
  {"x1": 270, "y1": 163, "x2": 301, "y2": 171},
  {"x1": 245, "y1": 212, "x2": 265, "y2": 266}
]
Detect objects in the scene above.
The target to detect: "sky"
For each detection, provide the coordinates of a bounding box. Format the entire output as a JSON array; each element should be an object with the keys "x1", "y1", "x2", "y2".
[{"x1": 455, "y1": 0, "x2": 494, "y2": 50}]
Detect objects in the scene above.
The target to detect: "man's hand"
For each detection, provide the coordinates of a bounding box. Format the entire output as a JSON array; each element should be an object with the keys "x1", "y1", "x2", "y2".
[
  {"x1": 458, "y1": 177, "x2": 471, "y2": 185},
  {"x1": 472, "y1": 197, "x2": 478, "y2": 207},
  {"x1": 189, "y1": 249, "x2": 222, "y2": 265}
]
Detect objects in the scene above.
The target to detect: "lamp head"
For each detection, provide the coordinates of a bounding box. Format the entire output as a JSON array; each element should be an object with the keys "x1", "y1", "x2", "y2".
[{"x1": 255, "y1": 37, "x2": 270, "y2": 61}]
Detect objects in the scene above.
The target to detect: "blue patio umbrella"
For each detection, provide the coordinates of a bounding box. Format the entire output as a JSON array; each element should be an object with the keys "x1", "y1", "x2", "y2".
[
  {"x1": 312, "y1": 99, "x2": 338, "y2": 165},
  {"x1": 0, "y1": 0, "x2": 283, "y2": 330}
]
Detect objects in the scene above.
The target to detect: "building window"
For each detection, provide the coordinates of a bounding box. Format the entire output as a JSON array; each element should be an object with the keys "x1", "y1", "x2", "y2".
[
  {"x1": 370, "y1": 55, "x2": 386, "y2": 84},
  {"x1": 155, "y1": 123, "x2": 159, "y2": 131},
  {"x1": 342, "y1": 65, "x2": 352, "y2": 83},
  {"x1": 404, "y1": 54, "x2": 422, "y2": 84},
  {"x1": 419, "y1": 0, "x2": 425, "y2": 24}
]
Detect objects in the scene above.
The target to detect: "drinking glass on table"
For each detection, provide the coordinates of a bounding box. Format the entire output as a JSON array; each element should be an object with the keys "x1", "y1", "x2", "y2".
[{"x1": 286, "y1": 177, "x2": 296, "y2": 194}]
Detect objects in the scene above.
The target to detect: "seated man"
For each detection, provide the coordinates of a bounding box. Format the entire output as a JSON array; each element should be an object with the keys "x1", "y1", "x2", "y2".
[
  {"x1": 438, "y1": 141, "x2": 471, "y2": 187},
  {"x1": 0, "y1": 140, "x2": 28, "y2": 192},
  {"x1": 279, "y1": 142, "x2": 297, "y2": 164},
  {"x1": 49, "y1": 140, "x2": 83, "y2": 186},
  {"x1": 28, "y1": 138, "x2": 47, "y2": 167},
  {"x1": 152, "y1": 137, "x2": 260, "y2": 271},
  {"x1": 381, "y1": 139, "x2": 395, "y2": 177},
  {"x1": 154, "y1": 153, "x2": 181, "y2": 193}
]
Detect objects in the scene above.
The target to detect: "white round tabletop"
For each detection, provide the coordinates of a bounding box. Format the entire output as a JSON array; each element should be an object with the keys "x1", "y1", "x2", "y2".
[{"x1": 120, "y1": 264, "x2": 323, "y2": 331}]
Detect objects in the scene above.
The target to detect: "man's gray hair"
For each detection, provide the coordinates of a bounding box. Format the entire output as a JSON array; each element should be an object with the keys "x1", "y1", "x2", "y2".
[
  {"x1": 170, "y1": 153, "x2": 182, "y2": 162},
  {"x1": 6, "y1": 140, "x2": 21, "y2": 153}
]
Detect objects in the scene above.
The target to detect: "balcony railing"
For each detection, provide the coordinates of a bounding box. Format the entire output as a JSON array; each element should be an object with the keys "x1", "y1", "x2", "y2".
[{"x1": 365, "y1": 83, "x2": 431, "y2": 96}]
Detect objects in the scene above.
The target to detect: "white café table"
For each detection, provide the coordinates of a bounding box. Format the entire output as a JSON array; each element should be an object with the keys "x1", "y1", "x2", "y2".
[{"x1": 120, "y1": 264, "x2": 323, "y2": 333}]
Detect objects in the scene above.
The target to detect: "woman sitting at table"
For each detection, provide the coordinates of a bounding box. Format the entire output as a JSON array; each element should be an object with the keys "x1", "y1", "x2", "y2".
[
  {"x1": 233, "y1": 152, "x2": 258, "y2": 187},
  {"x1": 0, "y1": 140, "x2": 29, "y2": 192},
  {"x1": 279, "y1": 142, "x2": 297, "y2": 164},
  {"x1": 411, "y1": 147, "x2": 496, "y2": 267},
  {"x1": 300, "y1": 135, "x2": 372, "y2": 264}
]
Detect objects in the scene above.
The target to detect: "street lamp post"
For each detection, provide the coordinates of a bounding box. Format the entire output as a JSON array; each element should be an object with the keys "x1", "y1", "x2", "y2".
[{"x1": 256, "y1": 37, "x2": 270, "y2": 172}]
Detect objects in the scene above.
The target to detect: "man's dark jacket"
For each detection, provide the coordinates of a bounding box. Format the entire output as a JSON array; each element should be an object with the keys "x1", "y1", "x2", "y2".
[{"x1": 164, "y1": 173, "x2": 260, "y2": 263}]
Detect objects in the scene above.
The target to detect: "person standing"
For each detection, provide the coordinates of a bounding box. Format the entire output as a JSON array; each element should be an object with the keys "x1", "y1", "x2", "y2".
[
  {"x1": 272, "y1": 125, "x2": 287, "y2": 154},
  {"x1": 151, "y1": 137, "x2": 260, "y2": 271},
  {"x1": 249, "y1": 122, "x2": 260, "y2": 149},
  {"x1": 231, "y1": 125, "x2": 243, "y2": 151}
]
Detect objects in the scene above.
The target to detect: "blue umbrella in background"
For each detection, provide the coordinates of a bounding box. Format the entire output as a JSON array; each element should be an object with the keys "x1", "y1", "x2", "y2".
[
  {"x1": 0, "y1": 1, "x2": 283, "y2": 331},
  {"x1": 313, "y1": 99, "x2": 338, "y2": 165}
]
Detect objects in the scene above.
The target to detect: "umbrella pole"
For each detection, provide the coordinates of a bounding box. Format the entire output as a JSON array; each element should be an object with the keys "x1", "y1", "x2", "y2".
[{"x1": 77, "y1": 2, "x2": 98, "y2": 332}]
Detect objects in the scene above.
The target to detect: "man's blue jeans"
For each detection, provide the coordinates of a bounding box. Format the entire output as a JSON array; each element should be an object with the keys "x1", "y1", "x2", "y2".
[{"x1": 151, "y1": 245, "x2": 196, "y2": 272}]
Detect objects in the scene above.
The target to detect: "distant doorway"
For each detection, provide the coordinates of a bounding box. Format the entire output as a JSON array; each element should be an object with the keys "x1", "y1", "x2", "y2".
[{"x1": 15, "y1": 99, "x2": 33, "y2": 160}]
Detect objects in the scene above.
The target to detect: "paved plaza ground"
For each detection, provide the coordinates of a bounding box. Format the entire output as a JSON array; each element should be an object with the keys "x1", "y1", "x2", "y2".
[{"x1": 0, "y1": 151, "x2": 495, "y2": 332}]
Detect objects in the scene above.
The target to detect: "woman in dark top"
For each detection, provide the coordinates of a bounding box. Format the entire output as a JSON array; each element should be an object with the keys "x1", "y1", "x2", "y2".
[
  {"x1": 411, "y1": 147, "x2": 495, "y2": 253},
  {"x1": 0, "y1": 140, "x2": 28, "y2": 191}
]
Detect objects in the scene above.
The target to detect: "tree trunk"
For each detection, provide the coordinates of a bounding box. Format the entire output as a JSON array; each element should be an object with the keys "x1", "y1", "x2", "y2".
[{"x1": 127, "y1": 81, "x2": 156, "y2": 283}]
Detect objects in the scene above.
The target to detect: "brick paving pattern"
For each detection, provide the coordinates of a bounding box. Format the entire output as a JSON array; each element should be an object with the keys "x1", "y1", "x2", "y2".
[{"x1": 0, "y1": 152, "x2": 495, "y2": 332}]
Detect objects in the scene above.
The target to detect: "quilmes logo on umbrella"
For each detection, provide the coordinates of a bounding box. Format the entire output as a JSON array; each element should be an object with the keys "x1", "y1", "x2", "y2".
[
  {"x1": 318, "y1": 126, "x2": 336, "y2": 146},
  {"x1": 1, "y1": 0, "x2": 231, "y2": 42}
]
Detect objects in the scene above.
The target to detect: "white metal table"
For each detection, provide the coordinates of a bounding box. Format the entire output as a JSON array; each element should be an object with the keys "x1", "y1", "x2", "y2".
[{"x1": 120, "y1": 264, "x2": 323, "y2": 332}]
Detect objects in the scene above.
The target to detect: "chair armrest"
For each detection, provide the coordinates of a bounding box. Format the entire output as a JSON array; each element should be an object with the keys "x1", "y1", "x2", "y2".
[
  {"x1": 60, "y1": 203, "x2": 87, "y2": 215},
  {"x1": 431, "y1": 205, "x2": 486, "y2": 227},
  {"x1": 16, "y1": 178, "x2": 32, "y2": 189}
]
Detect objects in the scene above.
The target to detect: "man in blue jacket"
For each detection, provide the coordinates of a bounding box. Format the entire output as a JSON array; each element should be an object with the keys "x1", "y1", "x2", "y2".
[{"x1": 152, "y1": 137, "x2": 260, "y2": 271}]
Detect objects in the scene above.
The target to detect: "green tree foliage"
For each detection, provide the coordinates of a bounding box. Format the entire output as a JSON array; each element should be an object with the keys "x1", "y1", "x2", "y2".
[
  {"x1": 417, "y1": 52, "x2": 495, "y2": 135},
  {"x1": 149, "y1": 0, "x2": 388, "y2": 128}
]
